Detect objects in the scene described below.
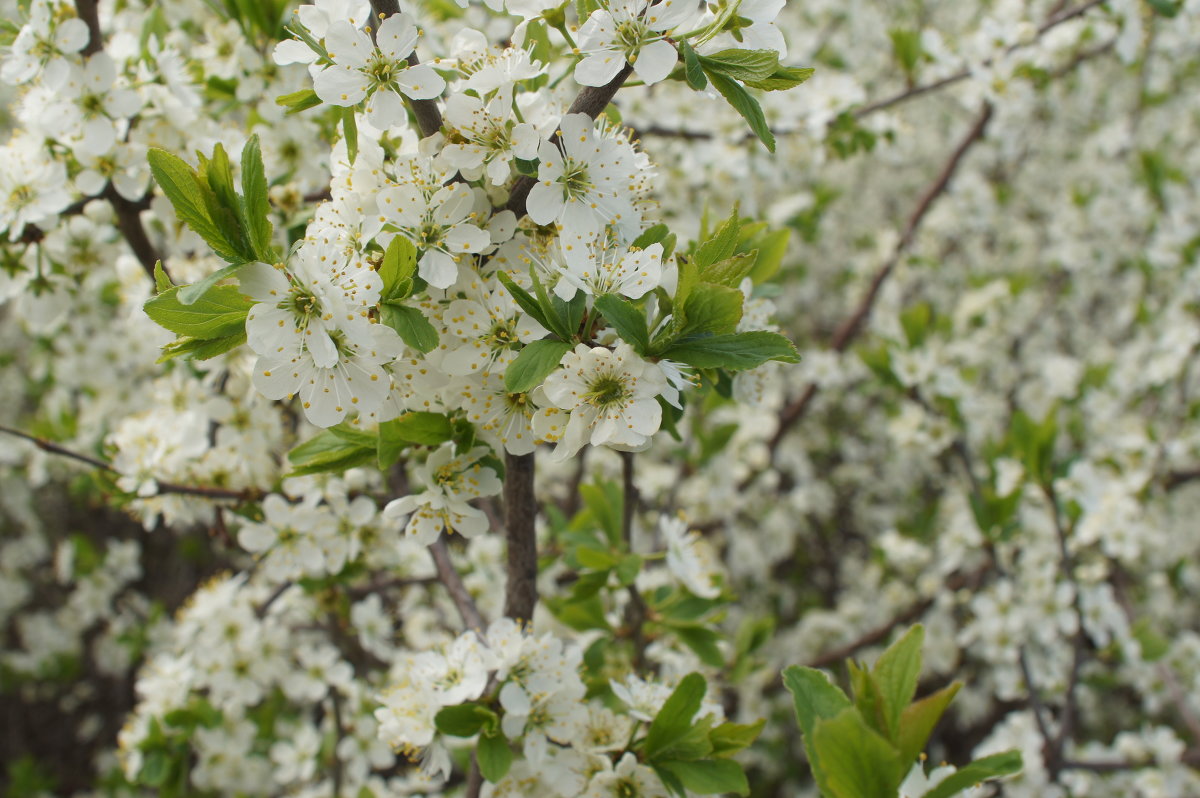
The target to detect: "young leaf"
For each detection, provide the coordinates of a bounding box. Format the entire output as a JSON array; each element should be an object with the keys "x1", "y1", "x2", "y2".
[
  {"x1": 380, "y1": 304, "x2": 438, "y2": 353},
  {"x1": 379, "y1": 235, "x2": 418, "y2": 299},
  {"x1": 379, "y1": 412, "x2": 454, "y2": 447},
  {"x1": 643, "y1": 672, "x2": 707, "y2": 760},
  {"x1": 677, "y1": 282, "x2": 744, "y2": 338},
  {"x1": 659, "y1": 331, "x2": 799, "y2": 371},
  {"x1": 530, "y1": 268, "x2": 573, "y2": 340},
  {"x1": 749, "y1": 228, "x2": 789, "y2": 283},
  {"x1": 896, "y1": 682, "x2": 961, "y2": 767},
  {"x1": 144, "y1": 284, "x2": 252, "y2": 338},
  {"x1": 341, "y1": 107, "x2": 359, "y2": 165},
  {"x1": 632, "y1": 223, "x2": 671, "y2": 250},
  {"x1": 743, "y1": 66, "x2": 815, "y2": 92},
  {"x1": 704, "y1": 70, "x2": 775, "y2": 153},
  {"x1": 703, "y1": 252, "x2": 757, "y2": 288},
  {"x1": 919, "y1": 751, "x2": 1023, "y2": 798},
  {"x1": 657, "y1": 759, "x2": 749, "y2": 796},
  {"x1": 287, "y1": 429, "x2": 376, "y2": 476},
  {"x1": 872, "y1": 624, "x2": 925, "y2": 740},
  {"x1": 496, "y1": 272, "x2": 555, "y2": 334},
  {"x1": 504, "y1": 339, "x2": 572, "y2": 393},
  {"x1": 781, "y1": 664, "x2": 850, "y2": 796},
  {"x1": 811, "y1": 708, "x2": 905, "y2": 798},
  {"x1": 679, "y1": 40, "x2": 707, "y2": 90},
  {"x1": 696, "y1": 49, "x2": 780, "y2": 82},
  {"x1": 157, "y1": 330, "x2": 247, "y2": 363},
  {"x1": 594, "y1": 293, "x2": 650, "y2": 353},
  {"x1": 147, "y1": 149, "x2": 236, "y2": 260},
  {"x1": 673, "y1": 626, "x2": 725, "y2": 668},
  {"x1": 434, "y1": 703, "x2": 497, "y2": 737},
  {"x1": 476, "y1": 731, "x2": 513, "y2": 782},
  {"x1": 708, "y1": 720, "x2": 765, "y2": 758},
  {"x1": 177, "y1": 262, "x2": 246, "y2": 306},
  {"x1": 239, "y1": 134, "x2": 274, "y2": 262},
  {"x1": 694, "y1": 211, "x2": 740, "y2": 270},
  {"x1": 153, "y1": 261, "x2": 173, "y2": 293},
  {"x1": 275, "y1": 88, "x2": 323, "y2": 114}
]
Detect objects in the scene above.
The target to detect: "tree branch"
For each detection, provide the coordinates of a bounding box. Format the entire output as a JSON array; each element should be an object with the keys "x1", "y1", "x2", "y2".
[
  {"x1": 503, "y1": 451, "x2": 538, "y2": 624},
  {"x1": 505, "y1": 63, "x2": 635, "y2": 218},
  {"x1": 429, "y1": 535, "x2": 486, "y2": 633},
  {"x1": 621, "y1": 451, "x2": 648, "y2": 669},
  {"x1": 0, "y1": 424, "x2": 259, "y2": 502},
  {"x1": 368, "y1": 0, "x2": 444, "y2": 138},
  {"x1": 761, "y1": 103, "x2": 993, "y2": 466}
]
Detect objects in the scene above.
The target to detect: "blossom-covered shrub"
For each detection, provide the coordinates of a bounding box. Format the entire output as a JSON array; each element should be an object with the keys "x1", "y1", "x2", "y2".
[{"x1": 2, "y1": 0, "x2": 1200, "y2": 796}]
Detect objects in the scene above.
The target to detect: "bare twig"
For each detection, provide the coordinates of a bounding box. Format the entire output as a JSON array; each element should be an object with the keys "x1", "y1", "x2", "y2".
[
  {"x1": 330, "y1": 688, "x2": 345, "y2": 798},
  {"x1": 759, "y1": 103, "x2": 994, "y2": 468},
  {"x1": 0, "y1": 424, "x2": 259, "y2": 502},
  {"x1": 429, "y1": 535, "x2": 486, "y2": 633}
]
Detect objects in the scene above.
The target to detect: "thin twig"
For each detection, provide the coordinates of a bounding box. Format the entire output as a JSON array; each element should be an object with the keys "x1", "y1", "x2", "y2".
[
  {"x1": 0, "y1": 424, "x2": 259, "y2": 502},
  {"x1": 330, "y1": 688, "x2": 345, "y2": 798},
  {"x1": 759, "y1": 103, "x2": 994, "y2": 469},
  {"x1": 429, "y1": 535, "x2": 486, "y2": 633}
]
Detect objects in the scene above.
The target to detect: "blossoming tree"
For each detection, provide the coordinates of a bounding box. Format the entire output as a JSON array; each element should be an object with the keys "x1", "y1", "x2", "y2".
[{"x1": 2, "y1": 0, "x2": 1200, "y2": 796}]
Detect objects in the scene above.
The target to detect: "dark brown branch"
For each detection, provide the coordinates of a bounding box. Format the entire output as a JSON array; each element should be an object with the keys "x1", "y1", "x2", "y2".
[
  {"x1": 430, "y1": 535, "x2": 486, "y2": 633},
  {"x1": 330, "y1": 689, "x2": 345, "y2": 798},
  {"x1": 621, "y1": 451, "x2": 648, "y2": 670},
  {"x1": 502, "y1": 452, "x2": 538, "y2": 624},
  {"x1": 74, "y1": 0, "x2": 102, "y2": 56},
  {"x1": 506, "y1": 63, "x2": 635, "y2": 219},
  {"x1": 105, "y1": 184, "x2": 162, "y2": 280},
  {"x1": 368, "y1": 0, "x2": 443, "y2": 138},
  {"x1": 762, "y1": 103, "x2": 993, "y2": 465}
]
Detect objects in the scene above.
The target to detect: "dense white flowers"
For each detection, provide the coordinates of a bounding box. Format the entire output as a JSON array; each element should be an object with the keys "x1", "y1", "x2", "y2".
[{"x1": 382, "y1": 444, "x2": 502, "y2": 544}]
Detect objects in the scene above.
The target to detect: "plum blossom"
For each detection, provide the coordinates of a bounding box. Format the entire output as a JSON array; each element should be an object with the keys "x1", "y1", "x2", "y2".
[
  {"x1": 381, "y1": 444, "x2": 502, "y2": 544},
  {"x1": 574, "y1": 0, "x2": 696, "y2": 88}
]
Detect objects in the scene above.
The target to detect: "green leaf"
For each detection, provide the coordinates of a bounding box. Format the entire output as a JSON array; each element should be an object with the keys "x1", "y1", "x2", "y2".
[
  {"x1": 897, "y1": 682, "x2": 961, "y2": 767},
  {"x1": 812, "y1": 708, "x2": 905, "y2": 798},
  {"x1": 697, "y1": 48, "x2": 780, "y2": 82},
  {"x1": 708, "y1": 720, "x2": 765, "y2": 758},
  {"x1": 381, "y1": 304, "x2": 438, "y2": 353},
  {"x1": 872, "y1": 624, "x2": 925, "y2": 740},
  {"x1": 546, "y1": 593, "x2": 611, "y2": 631},
  {"x1": 177, "y1": 262, "x2": 246, "y2": 306},
  {"x1": 848, "y1": 659, "x2": 888, "y2": 737},
  {"x1": 147, "y1": 148, "x2": 241, "y2": 262},
  {"x1": 144, "y1": 284, "x2": 252, "y2": 338},
  {"x1": 594, "y1": 293, "x2": 650, "y2": 353},
  {"x1": 660, "y1": 331, "x2": 799, "y2": 371},
  {"x1": 749, "y1": 228, "x2": 789, "y2": 283},
  {"x1": 157, "y1": 330, "x2": 247, "y2": 362},
  {"x1": 505, "y1": 339, "x2": 571, "y2": 393},
  {"x1": 434, "y1": 703, "x2": 498, "y2": 737},
  {"x1": 919, "y1": 751, "x2": 1023, "y2": 798},
  {"x1": 680, "y1": 40, "x2": 707, "y2": 90},
  {"x1": 889, "y1": 29, "x2": 924, "y2": 79},
  {"x1": 341, "y1": 107, "x2": 358, "y2": 165},
  {"x1": 287, "y1": 428, "x2": 376, "y2": 476},
  {"x1": 496, "y1": 272, "x2": 555, "y2": 335},
  {"x1": 1132, "y1": 618, "x2": 1170, "y2": 662},
  {"x1": 677, "y1": 283, "x2": 743, "y2": 338},
  {"x1": 674, "y1": 625, "x2": 725, "y2": 668},
  {"x1": 380, "y1": 235, "x2": 418, "y2": 299},
  {"x1": 657, "y1": 759, "x2": 749, "y2": 796},
  {"x1": 138, "y1": 750, "x2": 171, "y2": 788},
  {"x1": 782, "y1": 665, "x2": 851, "y2": 796},
  {"x1": 694, "y1": 211, "x2": 741, "y2": 270},
  {"x1": 704, "y1": 252, "x2": 757, "y2": 288},
  {"x1": 477, "y1": 731, "x2": 513, "y2": 782},
  {"x1": 153, "y1": 260, "x2": 173, "y2": 292},
  {"x1": 1146, "y1": 0, "x2": 1181, "y2": 17},
  {"x1": 530, "y1": 268, "x2": 573, "y2": 340},
  {"x1": 643, "y1": 672, "x2": 707, "y2": 760},
  {"x1": 614, "y1": 552, "x2": 642, "y2": 586},
  {"x1": 632, "y1": 223, "x2": 671, "y2": 250},
  {"x1": 782, "y1": 666, "x2": 852, "y2": 739},
  {"x1": 275, "y1": 88, "x2": 323, "y2": 114},
  {"x1": 743, "y1": 66, "x2": 815, "y2": 92},
  {"x1": 239, "y1": 134, "x2": 274, "y2": 262},
  {"x1": 704, "y1": 70, "x2": 775, "y2": 152},
  {"x1": 515, "y1": 156, "x2": 539, "y2": 176},
  {"x1": 379, "y1": 412, "x2": 454, "y2": 448}
]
